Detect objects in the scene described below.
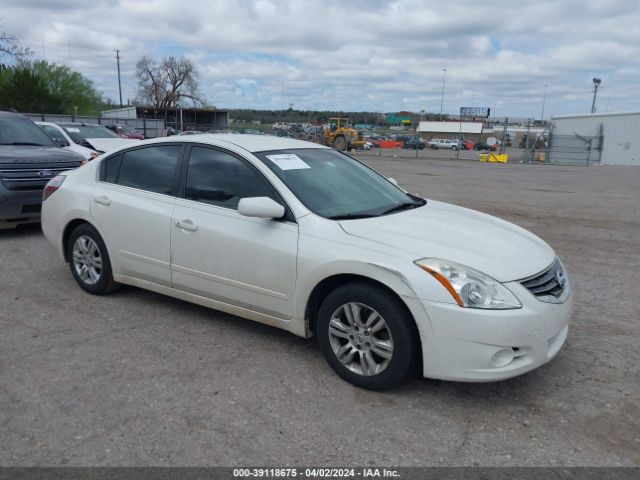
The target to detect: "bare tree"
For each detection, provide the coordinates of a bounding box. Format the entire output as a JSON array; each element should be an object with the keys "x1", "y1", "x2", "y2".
[
  {"x1": 0, "y1": 29, "x2": 31, "y2": 61},
  {"x1": 136, "y1": 55, "x2": 202, "y2": 111}
]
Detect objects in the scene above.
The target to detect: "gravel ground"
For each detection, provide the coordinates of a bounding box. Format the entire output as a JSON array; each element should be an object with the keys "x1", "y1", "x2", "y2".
[{"x1": 1, "y1": 157, "x2": 638, "y2": 467}]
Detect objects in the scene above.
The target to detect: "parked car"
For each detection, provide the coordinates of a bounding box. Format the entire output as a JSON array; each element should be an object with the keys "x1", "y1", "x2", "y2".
[
  {"x1": 178, "y1": 130, "x2": 204, "y2": 135},
  {"x1": 460, "y1": 140, "x2": 475, "y2": 150},
  {"x1": 475, "y1": 142, "x2": 498, "y2": 151},
  {"x1": 402, "y1": 137, "x2": 426, "y2": 150},
  {"x1": 42, "y1": 122, "x2": 137, "y2": 154},
  {"x1": 41, "y1": 135, "x2": 572, "y2": 390},
  {"x1": 37, "y1": 121, "x2": 99, "y2": 161},
  {"x1": 106, "y1": 124, "x2": 145, "y2": 140},
  {"x1": 0, "y1": 111, "x2": 84, "y2": 229},
  {"x1": 427, "y1": 138, "x2": 460, "y2": 150}
]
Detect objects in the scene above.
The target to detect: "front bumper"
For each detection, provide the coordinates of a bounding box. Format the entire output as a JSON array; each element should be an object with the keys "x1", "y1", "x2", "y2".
[
  {"x1": 0, "y1": 184, "x2": 43, "y2": 228},
  {"x1": 413, "y1": 281, "x2": 573, "y2": 382}
]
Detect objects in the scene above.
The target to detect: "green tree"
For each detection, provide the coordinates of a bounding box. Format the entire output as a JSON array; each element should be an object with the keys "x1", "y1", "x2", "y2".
[{"x1": 0, "y1": 60, "x2": 103, "y2": 115}]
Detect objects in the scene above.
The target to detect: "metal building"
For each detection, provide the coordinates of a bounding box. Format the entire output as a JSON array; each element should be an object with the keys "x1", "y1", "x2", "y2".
[{"x1": 550, "y1": 112, "x2": 640, "y2": 166}]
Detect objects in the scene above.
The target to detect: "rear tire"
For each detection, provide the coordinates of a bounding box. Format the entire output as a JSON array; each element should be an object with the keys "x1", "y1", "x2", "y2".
[
  {"x1": 67, "y1": 223, "x2": 119, "y2": 295},
  {"x1": 317, "y1": 282, "x2": 420, "y2": 390}
]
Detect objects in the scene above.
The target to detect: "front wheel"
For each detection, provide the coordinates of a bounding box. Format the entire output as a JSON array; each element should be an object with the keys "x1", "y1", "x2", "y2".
[
  {"x1": 333, "y1": 135, "x2": 347, "y2": 151},
  {"x1": 317, "y1": 283, "x2": 420, "y2": 390}
]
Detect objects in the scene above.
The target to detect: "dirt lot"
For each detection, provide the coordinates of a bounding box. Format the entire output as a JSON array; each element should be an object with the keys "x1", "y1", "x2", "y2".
[{"x1": 1, "y1": 157, "x2": 639, "y2": 466}]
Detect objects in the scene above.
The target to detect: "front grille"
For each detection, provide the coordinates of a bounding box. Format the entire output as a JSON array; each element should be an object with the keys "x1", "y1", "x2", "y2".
[
  {"x1": 0, "y1": 162, "x2": 80, "y2": 191},
  {"x1": 521, "y1": 258, "x2": 568, "y2": 302}
]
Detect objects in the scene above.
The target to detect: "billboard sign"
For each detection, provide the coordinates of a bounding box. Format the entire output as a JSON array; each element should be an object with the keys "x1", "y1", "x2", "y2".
[{"x1": 460, "y1": 107, "x2": 490, "y2": 118}]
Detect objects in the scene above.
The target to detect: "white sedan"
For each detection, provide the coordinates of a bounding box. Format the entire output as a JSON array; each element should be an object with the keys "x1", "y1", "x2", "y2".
[{"x1": 41, "y1": 135, "x2": 572, "y2": 390}]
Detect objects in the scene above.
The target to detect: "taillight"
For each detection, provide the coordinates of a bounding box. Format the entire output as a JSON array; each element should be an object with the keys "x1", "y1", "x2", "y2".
[{"x1": 43, "y1": 175, "x2": 66, "y2": 201}]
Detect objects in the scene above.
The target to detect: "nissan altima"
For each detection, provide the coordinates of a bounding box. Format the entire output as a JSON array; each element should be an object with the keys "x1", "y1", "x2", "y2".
[{"x1": 41, "y1": 135, "x2": 572, "y2": 390}]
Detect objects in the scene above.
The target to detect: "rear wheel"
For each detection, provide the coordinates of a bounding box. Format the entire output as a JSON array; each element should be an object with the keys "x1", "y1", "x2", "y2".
[
  {"x1": 317, "y1": 282, "x2": 420, "y2": 390},
  {"x1": 333, "y1": 135, "x2": 347, "y2": 151},
  {"x1": 67, "y1": 223, "x2": 119, "y2": 295}
]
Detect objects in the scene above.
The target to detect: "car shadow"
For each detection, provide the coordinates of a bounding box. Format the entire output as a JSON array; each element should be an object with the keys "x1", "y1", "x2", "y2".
[{"x1": 109, "y1": 284, "x2": 561, "y2": 402}]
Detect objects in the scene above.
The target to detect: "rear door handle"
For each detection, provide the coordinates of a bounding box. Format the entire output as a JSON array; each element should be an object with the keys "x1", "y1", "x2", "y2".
[
  {"x1": 175, "y1": 219, "x2": 198, "y2": 232},
  {"x1": 93, "y1": 196, "x2": 111, "y2": 206}
]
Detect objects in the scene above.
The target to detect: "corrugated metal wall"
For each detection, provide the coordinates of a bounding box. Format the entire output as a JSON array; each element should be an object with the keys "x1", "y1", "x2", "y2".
[{"x1": 551, "y1": 113, "x2": 640, "y2": 166}]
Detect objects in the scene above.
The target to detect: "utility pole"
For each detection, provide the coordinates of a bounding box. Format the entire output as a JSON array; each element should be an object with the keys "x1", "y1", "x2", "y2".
[
  {"x1": 540, "y1": 84, "x2": 548, "y2": 121},
  {"x1": 591, "y1": 78, "x2": 601, "y2": 114},
  {"x1": 115, "y1": 50, "x2": 123, "y2": 108},
  {"x1": 439, "y1": 68, "x2": 446, "y2": 121},
  {"x1": 288, "y1": 103, "x2": 293, "y2": 124}
]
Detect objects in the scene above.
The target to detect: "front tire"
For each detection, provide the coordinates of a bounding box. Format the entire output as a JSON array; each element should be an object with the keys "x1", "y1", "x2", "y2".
[
  {"x1": 67, "y1": 223, "x2": 118, "y2": 295},
  {"x1": 317, "y1": 282, "x2": 420, "y2": 390},
  {"x1": 333, "y1": 135, "x2": 347, "y2": 151}
]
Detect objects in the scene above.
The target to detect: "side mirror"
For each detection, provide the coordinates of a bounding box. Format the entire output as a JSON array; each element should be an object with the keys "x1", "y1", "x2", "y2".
[
  {"x1": 238, "y1": 197, "x2": 285, "y2": 219},
  {"x1": 388, "y1": 177, "x2": 399, "y2": 186},
  {"x1": 54, "y1": 137, "x2": 69, "y2": 147}
]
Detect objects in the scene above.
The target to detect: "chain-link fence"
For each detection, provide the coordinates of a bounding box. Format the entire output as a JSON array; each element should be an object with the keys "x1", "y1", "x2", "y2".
[{"x1": 24, "y1": 113, "x2": 166, "y2": 138}]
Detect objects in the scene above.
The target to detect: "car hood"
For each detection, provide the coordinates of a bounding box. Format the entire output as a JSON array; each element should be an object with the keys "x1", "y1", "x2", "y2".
[
  {"x1": 338, "y1": 200, "x2": 555, "y2": 282},
  {"x1": 85, "y1": 138, "x2": 138, "y2": 153},
  {"x1": 0, "y1": 145, "x2": 84, "y2": 164}
]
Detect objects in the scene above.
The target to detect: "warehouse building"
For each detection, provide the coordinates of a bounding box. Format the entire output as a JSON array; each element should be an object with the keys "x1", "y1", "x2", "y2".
[
  {"x1": 416, "y1": 121, "x2": 483, "y2": 142},
  {"x1": 550, "y1": 112, "x2": 639, "y2": 166}
]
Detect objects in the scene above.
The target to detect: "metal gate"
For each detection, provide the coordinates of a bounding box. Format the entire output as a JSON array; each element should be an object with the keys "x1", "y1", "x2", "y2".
[{"x1": 544, "y1": 127, "x2": 603, "y2": 166}]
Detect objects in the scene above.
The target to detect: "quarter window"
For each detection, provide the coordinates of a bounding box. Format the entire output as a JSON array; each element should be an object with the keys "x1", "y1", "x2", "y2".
[
  {"x1": 113, "y1": 145, "x2": 182, "y2": 194},
  {"x1": 185, "y1": 146, "x2": 274, "y2": 209}
]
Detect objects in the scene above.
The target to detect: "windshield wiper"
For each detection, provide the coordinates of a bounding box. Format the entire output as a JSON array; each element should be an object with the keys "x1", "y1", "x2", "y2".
[
  {"x1": 381, "y1": 200, "x2": 425, "y2": 216},
  {"x1": 328, "y1": 213, "x2": 379, "y2": 220},
  {"x1": 1, "y1": 142, "x2": 48, "y2": 146}
]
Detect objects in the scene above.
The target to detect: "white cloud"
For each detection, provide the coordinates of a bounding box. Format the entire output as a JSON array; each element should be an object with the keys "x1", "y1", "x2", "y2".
[{"x1": 2, "y1": 0, "x2": 639, "y2": 115}]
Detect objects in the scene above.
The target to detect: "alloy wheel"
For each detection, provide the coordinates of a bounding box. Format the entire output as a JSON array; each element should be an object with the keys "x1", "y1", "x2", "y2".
[
  {"x1": 72, "y1": 235, "x2": 102, "y2": 285},
  {"x1": 327, "y1": 302, "x2": 394, "y2": 376}
]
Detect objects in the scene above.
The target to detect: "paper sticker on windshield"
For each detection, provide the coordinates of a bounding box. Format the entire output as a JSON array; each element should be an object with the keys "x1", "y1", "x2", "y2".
[
  {"x1": 266, "y1": 153, "x2": 310, "y2": 170},
  {"x1": 65, "y1": 127, "x2": 80, "y2": 132}
]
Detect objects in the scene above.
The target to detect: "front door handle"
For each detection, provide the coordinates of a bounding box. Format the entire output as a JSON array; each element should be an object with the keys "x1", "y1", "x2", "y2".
[
  {"x1": 93, "y1": 196, "x2": 111, "y2": 206},
  {"x1": 176, "y1": 219, "x2": 198, "y2": 232}
]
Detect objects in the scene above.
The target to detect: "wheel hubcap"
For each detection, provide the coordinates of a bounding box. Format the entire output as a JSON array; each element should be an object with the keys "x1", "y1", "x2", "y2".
[
  {"x1": 72, "y1": 235, "x2": 102, "y2": 285},
  {"x1": 328, "y1": 302, "x2": 394, "y2": 376}
]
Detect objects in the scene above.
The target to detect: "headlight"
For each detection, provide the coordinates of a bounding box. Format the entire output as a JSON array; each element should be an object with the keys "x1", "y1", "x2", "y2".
[{"x1": 415, "y1": 258, "x2": 521, "y2": 309}]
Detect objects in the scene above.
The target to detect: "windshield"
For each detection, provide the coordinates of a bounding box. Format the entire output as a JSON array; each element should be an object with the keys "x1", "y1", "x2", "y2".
[
  {"x1": 0, "y1": 117, "x2": 56, "y2": 147},
  {"x1": 255, "y1": 148, "x2": 425, "y2": 219},
  {"x1": 118, "y1": 125, "x2": 136, "y2": 133},
  {"x1": 62, "y1": 125, "x2": 120, "y2": 143}
]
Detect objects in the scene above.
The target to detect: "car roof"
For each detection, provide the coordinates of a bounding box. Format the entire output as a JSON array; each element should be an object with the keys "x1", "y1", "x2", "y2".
[
  {"x1": 149, "y1": 133, "x2": 329, "y2": 153},
  {"x1": 0, "y1": 110, "x2": 28, "y2": 118},
  {"x1": 55, "y1": 122, "x2": 106, "y2": 127}
]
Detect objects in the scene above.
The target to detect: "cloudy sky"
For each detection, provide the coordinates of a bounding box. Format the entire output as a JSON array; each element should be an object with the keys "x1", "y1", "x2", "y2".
[{"x1": 2, "y1": 0, "x2": 639, "y2": 117}]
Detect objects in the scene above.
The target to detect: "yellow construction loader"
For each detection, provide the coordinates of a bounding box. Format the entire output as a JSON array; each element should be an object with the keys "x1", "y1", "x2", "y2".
[{"x1": 319, "y1": 118, "x2": 366, "y2": 150}]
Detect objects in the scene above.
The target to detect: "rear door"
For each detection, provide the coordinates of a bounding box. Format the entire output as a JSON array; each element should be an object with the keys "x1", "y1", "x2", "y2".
[
  {"x1": 170, "y1": 145, "x2": 298, "y2": 319},
  {"x1": 90, "y1": 144, "x2": 184, "y2": 286}
]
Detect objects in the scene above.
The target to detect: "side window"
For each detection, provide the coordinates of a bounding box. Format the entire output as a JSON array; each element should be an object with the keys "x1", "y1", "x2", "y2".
[
  {"x1": 185, "y1": 146, "x2": 275, "y2": 210},
  {"x1": 100, "y1": 153, "x2": 123, "y2": 184},
  {"x1": 116, "y1": 145, "x2": 182, "y2": 194}
]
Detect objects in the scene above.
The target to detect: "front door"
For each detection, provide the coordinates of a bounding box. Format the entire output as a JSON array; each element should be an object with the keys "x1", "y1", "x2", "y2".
[{"x1": 170, "y1": 145, "x2": 298, "y2": 319}]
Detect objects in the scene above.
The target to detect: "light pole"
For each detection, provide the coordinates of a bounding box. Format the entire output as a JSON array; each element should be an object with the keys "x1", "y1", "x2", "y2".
[
  {"x1": 591, "y1": 78, "x2": 601, "y2": 114},
  {"x1": 439, "y1": 68, "x2": 446, "y2": 121},
  {"x1": 540, "y1": 84, "x2": 548, "y2": 121}
]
